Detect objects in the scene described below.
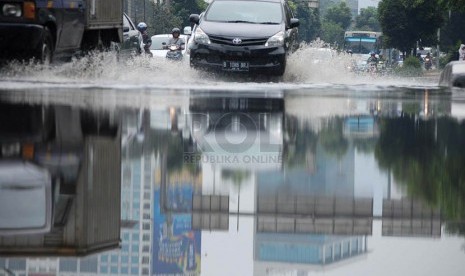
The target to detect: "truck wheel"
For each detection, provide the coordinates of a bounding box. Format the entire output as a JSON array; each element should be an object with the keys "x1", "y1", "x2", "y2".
[{"x1": 35, "y1": 27, "x2": 53, "y2": 64}]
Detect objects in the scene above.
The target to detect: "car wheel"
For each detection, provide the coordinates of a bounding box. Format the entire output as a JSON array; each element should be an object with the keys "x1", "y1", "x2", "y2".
[{"x1": 35, "y1": 27, "x2": 53, "y2": 64}]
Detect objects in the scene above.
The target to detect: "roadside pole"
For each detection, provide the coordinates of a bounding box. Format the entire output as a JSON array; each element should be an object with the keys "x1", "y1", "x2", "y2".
[{"x1": 437, "y1": 28, "x2": 440, "y2": 70}]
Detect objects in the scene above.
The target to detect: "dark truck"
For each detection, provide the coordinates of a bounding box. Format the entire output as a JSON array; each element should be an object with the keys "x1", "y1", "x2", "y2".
[{"x1": 0, "y1": 0, "x2": 123, "y2": 63}]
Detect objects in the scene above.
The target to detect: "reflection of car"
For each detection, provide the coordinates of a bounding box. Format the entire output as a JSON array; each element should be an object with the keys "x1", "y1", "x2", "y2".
[
  {"x1": 121, "y1": 13, "x2": 142, "y2": 56},
  {"x1": 188, "y1": 0, "x2": 299, "y2": 76},
  {"x1": 149, "y1": 34, "x2": 189, "y2": 58},
  {"x1": 188, "y1": 94, "x2": 284, "y2": 170},
  {"x1": 439, "y1": 61, "x2": 465, "y2": 88}
]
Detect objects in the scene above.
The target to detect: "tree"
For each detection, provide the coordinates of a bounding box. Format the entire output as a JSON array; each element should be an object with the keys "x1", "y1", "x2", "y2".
[
  {"x1": 319, "y1": 118, "x2": 348, "y2": 159},
  {"x1": 440, "y1": 11, "x2": 465, "y2": 56},
  {"x1": 145, "y1": 0, "x2": 207, "y2": 35},
  {"x1": 378, "y1": 0, "x2": 444, "y2": 56},
  {"x1": 324, "y1": 2, "x2": 352, "y2": 31},
  {"x1": 439, "y1": 0, "x2": 465, "y2": 12},
  {"x1": 172, "y1": 0, "x2": 208, "y2": 29},
  {"x1": 292, "y1": 3, "x2": 321, "y2": 42},
  {"x1": 355, "y1": 7, "x2": 381, "y2": 31},
  {"x1": 375, "y1": 116, "x2": 465, "y2": 233},
  {"x1": 320, "y1": 20, "x2": 345, "y2": 48}
]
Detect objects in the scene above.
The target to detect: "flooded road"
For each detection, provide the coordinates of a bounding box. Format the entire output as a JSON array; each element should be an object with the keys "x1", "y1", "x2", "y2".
[{"x1": 0, "y1": 52, "x2": 464, "y2": 275}]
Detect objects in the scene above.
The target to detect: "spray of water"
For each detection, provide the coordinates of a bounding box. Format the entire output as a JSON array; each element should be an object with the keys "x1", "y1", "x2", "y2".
[{"x1": 0, "y1": 41, "x2": 439, "y2": 89}]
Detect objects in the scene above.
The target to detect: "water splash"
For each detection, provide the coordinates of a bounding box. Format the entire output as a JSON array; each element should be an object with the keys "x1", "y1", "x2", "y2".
[{"x1": 0, "y1": 42, "x2": 439, "y2": 88}]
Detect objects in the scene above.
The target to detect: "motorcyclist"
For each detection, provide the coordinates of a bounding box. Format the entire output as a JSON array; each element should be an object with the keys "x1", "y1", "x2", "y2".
[
  {"x1": 137, "y1": 22, "x2": 153, "y2": 57},
  {"x1": 367, "y1": 52, "x2": 378, "y2": 64},
  {"x1": 424, "y1": 52, "x2": 432, "y2": 69},
  {"x1": 163, "y1": 28, "x2": 185, "y2": 51}
]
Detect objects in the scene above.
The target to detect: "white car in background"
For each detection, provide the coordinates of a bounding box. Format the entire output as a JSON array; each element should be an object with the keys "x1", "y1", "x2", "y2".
[{"x1": 149, "y1": 34, "x2": 190, "y2": 59}]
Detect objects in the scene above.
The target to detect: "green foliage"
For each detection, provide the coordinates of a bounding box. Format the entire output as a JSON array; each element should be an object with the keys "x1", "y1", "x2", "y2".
[
  {"x1": 128, "y1": 0, "x2": 157, "y2": 34},
  {"x1": 439, "y1": 53, "x2": 453, "y2": 68},
  {"x1": 283, "y1": 116, "x2": 318, "y2": 168},
  {"x1": 321, "y1": 20, "x2": 345, "y2": 48},
  {"x1": 292, "y1": 3, "x2": 321, "y2": 42},
  {"x1": 439, "y1": 0, "x2": 465, "y2": 12},
  {"x1": 393, "y1": 56, "x2": 423, "y2": 76},
  {"x1": 354, "y1": 7, "x2": 381, "y2": 31},
  {"x1": 403, "y1": 56, "x2": 422, "y2": 68},
  {"x1": 221, "y1": 169, "x2": 251, "y2": 188},
  {"x1": 172, "y1": 0, "x2": 208, "y2": 28},
  {"x1": 378, "y1": 0, "x2": 444, "y2": 54},
  {"x1": 319, "y1": 118, "x2": 348, "y2": 158},
  {"x1": 440, "y1": 11, "x2": 465, "y2": 54},
  {"x1": 151, "y1": 2, "x2": 183, "y2": 35},
  {"x1": 324, "y1": 2, "x2": 352, "y2": 30},
  {"x1": 127, "y1": 0, "x2": 199, "y2": 36},
  {"x1": 375, "y1": 116, "x2": 465, "y2": 224}
]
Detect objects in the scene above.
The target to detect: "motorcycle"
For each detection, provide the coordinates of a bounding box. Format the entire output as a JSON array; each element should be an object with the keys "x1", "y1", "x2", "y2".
[
  {"x1": 368, "y1": 61, "x2": 378, "y2": 76},
  {"x1": 164, "y1": 44, "x2": 183, "y2": 61},
  {"x1": 424, "y1": 57, "x2": 432, "y2": 70},
  {"x1": 377, "y1": 60, "x2": 387, "y2": 75}
]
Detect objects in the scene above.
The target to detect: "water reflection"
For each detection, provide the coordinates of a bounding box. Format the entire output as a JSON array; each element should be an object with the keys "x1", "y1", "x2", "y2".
[
  {"x1": 0, "y1": 88, "x2": 464, "y2": 275},
  {"x1": 0, "y1": 102, "x2": 121, "y2": 257}
]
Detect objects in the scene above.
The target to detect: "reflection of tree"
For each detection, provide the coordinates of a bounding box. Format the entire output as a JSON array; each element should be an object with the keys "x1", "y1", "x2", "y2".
[
  {"x1": 283, "y1": 115, "x2": 318, "y2": 169},
  {"x1": 284, "y1": 116, "x2": 351, "y2": 171},
  {"x1": 375, "y1": 116, "x2": 465, "y2": 234},
  {"x1": 125, "y1": 127, "x2": 200, "y2": 176},
  {"x1": 319, "y1": 117, "x2": 348, "y2": 158},
  {"x1": 221, "y1": 169, "x2": 251, "y2": 190},
  {"x1": 353, "y1": 137, "x2": 377, "y2": 154}
]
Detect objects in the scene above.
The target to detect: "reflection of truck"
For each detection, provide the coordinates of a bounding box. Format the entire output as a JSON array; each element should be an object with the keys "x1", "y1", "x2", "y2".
[
  {"x1": 0, "y1": 0, "x2": 123, "y2": 63},
  {"x1": 0, "y1": 103, "x2": 118, "y2": 236},
  {"x1": 0, "y1": 102, "x2": 121, "y2": 256}
]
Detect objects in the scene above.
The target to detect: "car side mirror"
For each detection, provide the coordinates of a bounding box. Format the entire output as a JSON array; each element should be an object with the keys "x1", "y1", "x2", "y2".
[
  {"x1": 290, "y1": 18, "x2": 299, "y2": 28},
  {"x1": 123, "y1": 26, "x2": 130, "y2": 32},
  {"x1": 189, "y1": 14, "x2": 200, "y2": 25}
]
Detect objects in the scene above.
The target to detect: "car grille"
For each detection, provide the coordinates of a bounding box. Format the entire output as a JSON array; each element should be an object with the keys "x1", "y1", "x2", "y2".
[{"x1": 209, "y1": 35, "x2": 268, "y2": 46}]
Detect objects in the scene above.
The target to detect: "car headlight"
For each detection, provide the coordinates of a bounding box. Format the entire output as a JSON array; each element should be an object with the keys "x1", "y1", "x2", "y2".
[
  {"x1": 2, "y1": 3, "x2": 22, "y2": 17},
  {"x1": 193, "y1": 27, "x2": 211, "y2": 45},
  {"x1": 265, "y1": 31, "x2": 284, "y2": 47}
]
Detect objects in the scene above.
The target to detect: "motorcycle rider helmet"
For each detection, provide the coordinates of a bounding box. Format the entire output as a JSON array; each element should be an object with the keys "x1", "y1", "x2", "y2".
[
  {"x1": 171, "y1": 28, "x2": 181, "y2": 35},
  {"x1": 137, "y1": 22, "x2": 147, "y2": 32}
]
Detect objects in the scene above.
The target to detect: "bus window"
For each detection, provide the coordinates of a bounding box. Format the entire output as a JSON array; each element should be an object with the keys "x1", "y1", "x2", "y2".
[{"x1": 344, "y1": 31, "x2": 382, "y2": 55}]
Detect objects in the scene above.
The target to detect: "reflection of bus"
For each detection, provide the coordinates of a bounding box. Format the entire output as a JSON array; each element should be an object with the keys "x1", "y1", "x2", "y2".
[{"x1": 344, "y1": 31, "x2": 382, "y2": 54}]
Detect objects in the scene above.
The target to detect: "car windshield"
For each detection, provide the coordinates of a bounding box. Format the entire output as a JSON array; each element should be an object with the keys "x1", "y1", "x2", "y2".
[
  {"x1": 205, "y1": 0, "x2": 282, "y2": 24},
  {"x1": 150, "y1": 37, "x2": 170, "y2": 50}
]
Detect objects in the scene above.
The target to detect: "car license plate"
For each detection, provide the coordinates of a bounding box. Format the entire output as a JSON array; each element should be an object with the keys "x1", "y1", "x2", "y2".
[{"x1": 223, "y1": 61, "x2": 249, "y2": 71}]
